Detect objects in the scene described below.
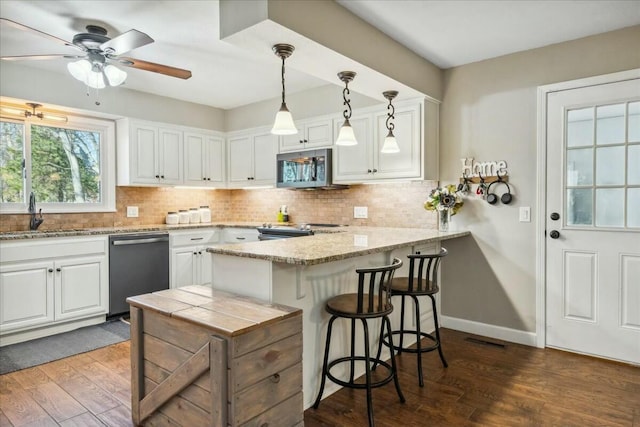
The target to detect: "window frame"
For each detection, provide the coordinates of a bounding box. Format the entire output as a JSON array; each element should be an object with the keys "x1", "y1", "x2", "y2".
[{"x1": 0, "y1": 113, "x2": 116, "y2": 214}]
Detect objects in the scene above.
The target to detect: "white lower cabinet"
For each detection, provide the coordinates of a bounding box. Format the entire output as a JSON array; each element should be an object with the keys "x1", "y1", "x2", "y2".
[
  {"x1": 0, "y1": 236, "x2": 109, "y2": 344},
  {"x1": 170, "y1": 229, "x2": 220, "y2": 288}
]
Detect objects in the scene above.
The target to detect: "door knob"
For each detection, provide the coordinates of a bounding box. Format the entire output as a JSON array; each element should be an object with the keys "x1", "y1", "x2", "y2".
[
  {"x1": 550, "y1": 212, "x2": 560, "y2": 221},
  {"x1": 549, "y1": 230, "x2": 560, "y2": 239}
]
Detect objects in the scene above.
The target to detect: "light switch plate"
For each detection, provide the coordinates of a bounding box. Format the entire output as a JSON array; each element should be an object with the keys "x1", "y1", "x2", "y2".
[
  {"x1": 519, "y1": 207, "x2": 531, "y2": 222},
  {"x1": 354, "y1": 206, "x2": 368, "y2": 219},
  {"x1": 127, "y1": 206, "x2": 139, "y2": 218}
]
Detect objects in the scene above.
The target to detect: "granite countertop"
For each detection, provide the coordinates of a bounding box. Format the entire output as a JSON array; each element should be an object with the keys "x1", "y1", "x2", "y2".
[
  {"x1": 0, "y1": 222, "x2": 270, "y2": 241},
  {"x1": 206, "y1": 227, "x2": 470, "y2": 266}
]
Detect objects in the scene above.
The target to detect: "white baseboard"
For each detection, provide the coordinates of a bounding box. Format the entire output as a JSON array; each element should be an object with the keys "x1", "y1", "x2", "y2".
[{"x1": 441, "y1": 315, "x2": 537, "y2": 347}]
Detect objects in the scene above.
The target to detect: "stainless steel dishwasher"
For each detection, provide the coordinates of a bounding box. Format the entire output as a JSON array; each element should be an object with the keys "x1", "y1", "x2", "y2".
[{"x1": 108, "y1": 233, "x2": 169, "y2": 316}]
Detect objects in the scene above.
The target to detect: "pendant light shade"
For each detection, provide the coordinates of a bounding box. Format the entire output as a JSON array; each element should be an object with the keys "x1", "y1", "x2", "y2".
[
  {"x1": 336, "y1": 71, "x2": 357, "y2": 146},
  {"x1": 271, "y1": 44, "x2": 298, "y2": 135},
  {"x1": 67, "y1": 59, "x2": 127, "y2": 89},
  {"x1": 380, "y1": 90, "x2": 400, "y2": 153}
]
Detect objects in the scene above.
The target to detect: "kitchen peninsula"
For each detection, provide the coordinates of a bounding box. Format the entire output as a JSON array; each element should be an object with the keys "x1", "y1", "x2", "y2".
[{"x1": 207, "y1": 227, "x2": 469, "y2": 409}]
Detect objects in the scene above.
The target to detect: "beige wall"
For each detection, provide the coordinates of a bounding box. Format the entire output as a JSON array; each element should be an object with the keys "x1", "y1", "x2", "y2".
[
  {"x1": 0, "y1": 62, "x2": 225, "y2": 130},
  {"x1": 440, "y1": 25, "x2": 640, "y2": 333}
]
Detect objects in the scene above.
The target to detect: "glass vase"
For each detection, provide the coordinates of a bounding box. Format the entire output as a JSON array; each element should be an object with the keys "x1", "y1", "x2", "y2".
[{"x1": 438, "y1": 208, "x2": 451, "y2": 232}]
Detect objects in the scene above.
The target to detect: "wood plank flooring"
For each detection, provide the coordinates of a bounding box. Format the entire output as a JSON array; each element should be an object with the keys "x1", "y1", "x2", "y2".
[{"x1": 1, "y1": 328, "x2": 638, "y2": 426}]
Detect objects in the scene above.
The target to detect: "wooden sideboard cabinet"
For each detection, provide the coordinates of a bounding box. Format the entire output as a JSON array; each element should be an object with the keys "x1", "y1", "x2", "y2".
[{"x1": 127, "y1": 285, "x2": 303, "y2": 427}]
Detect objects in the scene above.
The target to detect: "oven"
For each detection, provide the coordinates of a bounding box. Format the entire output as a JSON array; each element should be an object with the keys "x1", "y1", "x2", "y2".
[{"x1": 257, "y1": 225, "x2": 314, "y2": 240}]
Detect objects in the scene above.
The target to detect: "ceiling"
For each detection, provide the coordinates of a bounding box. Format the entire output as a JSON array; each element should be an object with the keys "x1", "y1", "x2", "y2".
[{"x1": 1, "y1": 1, "x2": 638, "y2": 110}]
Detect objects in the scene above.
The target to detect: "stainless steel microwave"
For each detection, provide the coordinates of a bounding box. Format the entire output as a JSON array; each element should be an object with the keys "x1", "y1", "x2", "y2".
[{"x1": 276, "y1": 148, "x2": 342, "y2": 189}]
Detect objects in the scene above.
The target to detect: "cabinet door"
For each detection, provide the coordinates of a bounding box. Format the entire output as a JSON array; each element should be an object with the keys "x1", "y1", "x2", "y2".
[
  {"x1": 171, "y1": 247, "x2": 197, "y2": 288},
  {"x1": 333, "y1": 114, "x2": 373, "y2": 182},
  {"x1": 228, "y1": 135, "x2": 253, "y2": 186},
  {"x1": 55, "y1": 256, "x2": 107, "y2": 321},
  {"x1": 184, "y1": 132, "x2": 207, "y2": 186},
  {"x1": 205, "y1": 135, "x2": 225, "y2": 185},
  {"x1": 131, "y1": 124, "x2": 159, "y2": 184},
  {"x1": 304, "y1": 118, "x2": 333, "y2": 148},
  {"x1": 0, "y1": 261, "x2": 54, "y2": 333},
  {"x1": 252, "y1": 132, "x2": 279, "y2": 185},
  {"x1": 159, "y1": 128, "x2": 183, "y2": 184},
  {"x1": 374, "y1": 103, "x2": 421, "y2": 179},
  {"x1": 280, "y1": 132, "x2": 305, "y2": 152}
]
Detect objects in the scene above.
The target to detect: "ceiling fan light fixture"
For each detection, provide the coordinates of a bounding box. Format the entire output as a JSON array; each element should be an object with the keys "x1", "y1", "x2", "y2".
[
  {"x1": 380, "y1": 90, "x2": 400, "y2": 154},
  {"x1": 67, "y1": 59, "x2": 126, "y2": 89},
  {"x1": 104, "y1": 64, "x2": 127, "y2": 86},
  {"x1": 336, "y1": 71, "x2": 358, "y2": 146},
  {"x1": 271, "y1": 43, "x2": 298, "y2": 135}
]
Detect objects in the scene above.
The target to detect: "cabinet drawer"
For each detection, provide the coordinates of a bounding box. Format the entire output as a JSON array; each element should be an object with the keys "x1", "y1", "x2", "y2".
[
  {"x1": 232, "y1": 362, "x2": 301, "y2": 426},
  {"x1": 232, "y1": 333, "x2": 302, "y2": 391},
  {"x1": 239, "y1": 393, "x2": 303, "y2": 427},
  {"x1": 0, "y1": 237, "x2": 107, "y2": 263},
  {"x1": 170, "y1": 230, "x2": 218, "y2": 247}
]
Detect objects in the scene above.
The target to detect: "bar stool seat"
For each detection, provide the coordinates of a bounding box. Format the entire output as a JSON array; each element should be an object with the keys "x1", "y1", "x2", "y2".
[
  {"x1": 376, "y1": 248, "x2": 448, "y2": 387},
  {"x1": 313, "y1": 258, "x2": 404, "y2": 427}
]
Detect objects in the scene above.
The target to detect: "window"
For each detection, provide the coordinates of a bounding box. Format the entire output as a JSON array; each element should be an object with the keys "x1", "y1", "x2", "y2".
[{"x1": 0, "y1": 113, "x2": 115, "y2": 213}]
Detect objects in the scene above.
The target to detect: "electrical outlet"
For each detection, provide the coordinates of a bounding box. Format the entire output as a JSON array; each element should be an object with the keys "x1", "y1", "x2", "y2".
[
  {"x1": 127, "y1": 206, "x2": 139, "y2": 218},
  {"x1": 519, "y1": 207, "x2": 531, "y2": 222},
  {"x1": 354, "y1": 206, "x2": 368, "y2": 219}
]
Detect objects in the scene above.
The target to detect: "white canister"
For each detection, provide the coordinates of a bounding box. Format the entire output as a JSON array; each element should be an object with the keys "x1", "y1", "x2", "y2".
[
  {"x1": 199, "y1": 205, "x2": 211, "y2": 223},
  {"x1": 165, "y1": 211, "x2": 179, "y2": 225},
  {"x1": 189, "y1": 208, "x2": 201, "y2": 224},
  {"x1": 178, "y1": 209, "x2": 190, "y2": 224}
]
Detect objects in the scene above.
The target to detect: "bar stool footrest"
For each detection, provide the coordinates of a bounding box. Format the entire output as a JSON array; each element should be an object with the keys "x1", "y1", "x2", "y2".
[
  {"x1": 326, "y1": 356, "x2": 395, "y2": 390},
  {"x1": 382, "y1": 330, "x2": 440, "y2": 353}
]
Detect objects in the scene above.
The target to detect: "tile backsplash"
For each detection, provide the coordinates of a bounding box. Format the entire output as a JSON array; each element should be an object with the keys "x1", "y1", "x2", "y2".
[{"x1": 0, "y1": 181, "x2": 439, "y2": 232}]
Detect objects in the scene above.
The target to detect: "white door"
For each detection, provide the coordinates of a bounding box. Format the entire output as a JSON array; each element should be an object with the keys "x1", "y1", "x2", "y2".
[{"x1": 546, "y1": 78, "x2": 640, "y2": 364}]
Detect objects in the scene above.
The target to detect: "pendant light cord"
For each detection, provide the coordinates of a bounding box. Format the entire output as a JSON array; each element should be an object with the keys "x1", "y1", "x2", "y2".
[
  {"x1": 342, "y1": 82, "x2": 352, "y2": 120},
  {"x1": 281, "y1": 55, "x2": 286, "y2": 106}
]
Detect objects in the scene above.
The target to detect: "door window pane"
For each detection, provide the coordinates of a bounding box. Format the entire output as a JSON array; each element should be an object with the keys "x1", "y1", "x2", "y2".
[
  {"x1": 567, "y1": 148, "x2": 593, "y2": 186},
  {"x1": 596, "y1": 104, "x2": 625, "y2": 145},
  {"x1": 567, "y1": 107, "x2": 593, "y2": 148},
  {"x1": 595, "y1": 188, "x2": 624, "y2": 227},
  {"x1": 31, "y1": 124, "x2": 101, "y2": 203},
  {"x1": 628, "y1": 188, "x2": 640, "y2": 228},
  {"x1": 595, "y1": 146, "x2": 625, "y2": 185},
  {"x1": 567, "y1": 189, "x2": 593, "y2": 225},
  {"x1": 629, "y1": 145, "x2": 640, "y2": 185},
  {"x1": 629, "y1": 101, "x2": 640, "y2": 143},
  {"x1": 0, "y1": 121, "x2": 24, "y2": 203}
]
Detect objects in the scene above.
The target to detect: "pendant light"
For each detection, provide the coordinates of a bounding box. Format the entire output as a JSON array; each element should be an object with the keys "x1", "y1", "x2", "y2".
[
  {"x1": 271, "y1": 44, "x2": 298, "y2": 135},
  {"x1": 335, "y1": 71, "x2": 357, "y2": 146},
  {"x1": 380, "y1": 90, "x2": 400, "y2": 153}
]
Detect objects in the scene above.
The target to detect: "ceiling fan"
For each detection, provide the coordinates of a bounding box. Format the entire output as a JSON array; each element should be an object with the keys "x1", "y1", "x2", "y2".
[{"x1": 0, "y1": 18, "x2": 192, "y2": 89}]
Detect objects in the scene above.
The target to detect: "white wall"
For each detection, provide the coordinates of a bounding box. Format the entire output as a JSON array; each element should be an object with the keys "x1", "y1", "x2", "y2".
[
  {"x1": 0, "y1": 62, "x2": 225, "y2": 130},
  {"x1": 440, "y1": 25, "x2": 640, "y2": 334}
]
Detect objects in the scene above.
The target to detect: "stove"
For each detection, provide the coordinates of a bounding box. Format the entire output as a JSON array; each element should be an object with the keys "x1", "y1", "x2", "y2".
[{"x1": 257, "y1": 224, "x2": 315, "y2": 240}]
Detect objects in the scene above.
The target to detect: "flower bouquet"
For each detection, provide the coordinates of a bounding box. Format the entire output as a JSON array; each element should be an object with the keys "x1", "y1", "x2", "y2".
[{"x1": 424, "y1": 184, "x2": 464, "y2": 231}]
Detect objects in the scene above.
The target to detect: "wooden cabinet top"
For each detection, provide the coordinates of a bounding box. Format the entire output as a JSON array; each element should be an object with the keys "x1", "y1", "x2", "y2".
[{"x1": 126, "y1": 285, "x2": 301, "y2": 337}]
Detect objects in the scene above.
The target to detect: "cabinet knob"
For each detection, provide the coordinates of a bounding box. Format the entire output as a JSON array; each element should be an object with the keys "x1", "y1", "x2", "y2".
[
  {"x1": 202, "y1": 177, "x2": 206, "y2": 181},
  {"x1": 56, "y1": 268, "x2": 61, "y2": 272},
  {"x1": 198, "y1": 251, "x2": 202, "y2": 255},
  {"x1": 299, "y1": 140, "x2": 304, "y2": 144},
  {"x1": 367, "y1": 169, "x2": 372, "y2": 173},
  {"x1": 161, "y1": 175, "x2": 165, "y2": 179},
  {"x1": 193, "y1": 252, "x2": 198, "y2": 255},
  {"x1": 415, "y1": 251, "x2": 421, "y2": 255},
  {"x1": 373, "y1": 168, "x2": 378, "y2": 173},
  {"x1": 48, "y1": 268, "x2": 54, "y2": 273},
  {"x1": 207, "y1": 177, "x2": 211, "y2": 181},
  {"x1": 270, "y1": 373, "x2": 280, "y2": 383},
  {"x1": 155, "y1": 175, "x2": 160, "y2": 178}
]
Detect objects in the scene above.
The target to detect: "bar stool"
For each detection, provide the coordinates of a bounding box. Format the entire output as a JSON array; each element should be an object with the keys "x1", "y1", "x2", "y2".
[
  {"x1": 376, "y1": 248, "x2": 448, "y2": 387},
  {"x1": 313, "y1": 258, "x2": 404, "y2": 427}
]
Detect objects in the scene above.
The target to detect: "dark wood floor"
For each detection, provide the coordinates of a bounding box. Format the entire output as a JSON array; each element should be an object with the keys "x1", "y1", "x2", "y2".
[{"x1": 1, "y1": 328, "x2": 638, "y2": 426}]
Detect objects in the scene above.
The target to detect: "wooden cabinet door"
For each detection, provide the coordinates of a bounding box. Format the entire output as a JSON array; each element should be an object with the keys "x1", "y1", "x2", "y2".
[
  {"x1": 228, "y1": 135, "x2": 253, "y2": 186},
  {"x1": 159, "y1": 128, "x2": 183, "y2": 184},
  {"x1": 171, "y1": 247, "x2": 197, "y2": 288},
  {"x1": 374, "y1": 103, "x2": 421, "y2": 179},
  {"x1": 0, "y1": 261, "x2": 54, "y2": 333},
  {"x1": 131, "y1": 124, "x2": 159, "y2": 184},
  {"x1": 252, "y1": 132, "x2": 279, "y2": 185},
  {"x1": 333, "y1": 114, "x2": 373, "y2": 182},
  {"x1": 55, "y1": 256, "x2": 107, "y2": 321}
]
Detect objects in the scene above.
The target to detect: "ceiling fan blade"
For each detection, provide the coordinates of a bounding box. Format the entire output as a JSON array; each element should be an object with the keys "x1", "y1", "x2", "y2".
[
  {"x1": 118, "y1": 57, "x2": 192, "y2": 79},
  {"x1": 0, "y1": 18, "x2": 83, "y2": 51},
  {"x1": 1, "y1": 54, "x2": 83, "y2": 61},
  {"x1": 100, "y1": 29, "x2": 153, "y2": 56}
]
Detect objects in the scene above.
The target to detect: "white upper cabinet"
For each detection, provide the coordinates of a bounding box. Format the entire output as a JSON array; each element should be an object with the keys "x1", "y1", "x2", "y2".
[
  {"x1": 279, "y1": 117, "x2": 333, "y2": 152},
  {"x1": 184, "y1": 132, "x2": 225, "y2": 187},
  {"x1": 158, "y1": 128, "x2": 183, "y2": 184},
  {"x1": 333, "y1": 113, "x2": 374, "y2": 181},
  {"x1": 373, "y1": 103, "x2": 421, "y2": 179},
  {"x1": 228, "y1": 128, "x2": 279, "y2": 188}
]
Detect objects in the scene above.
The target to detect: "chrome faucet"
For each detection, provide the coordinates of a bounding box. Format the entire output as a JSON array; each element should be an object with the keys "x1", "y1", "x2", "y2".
[{"x1": 28, "y1": 192, "x2": 44, "y2": 230}]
